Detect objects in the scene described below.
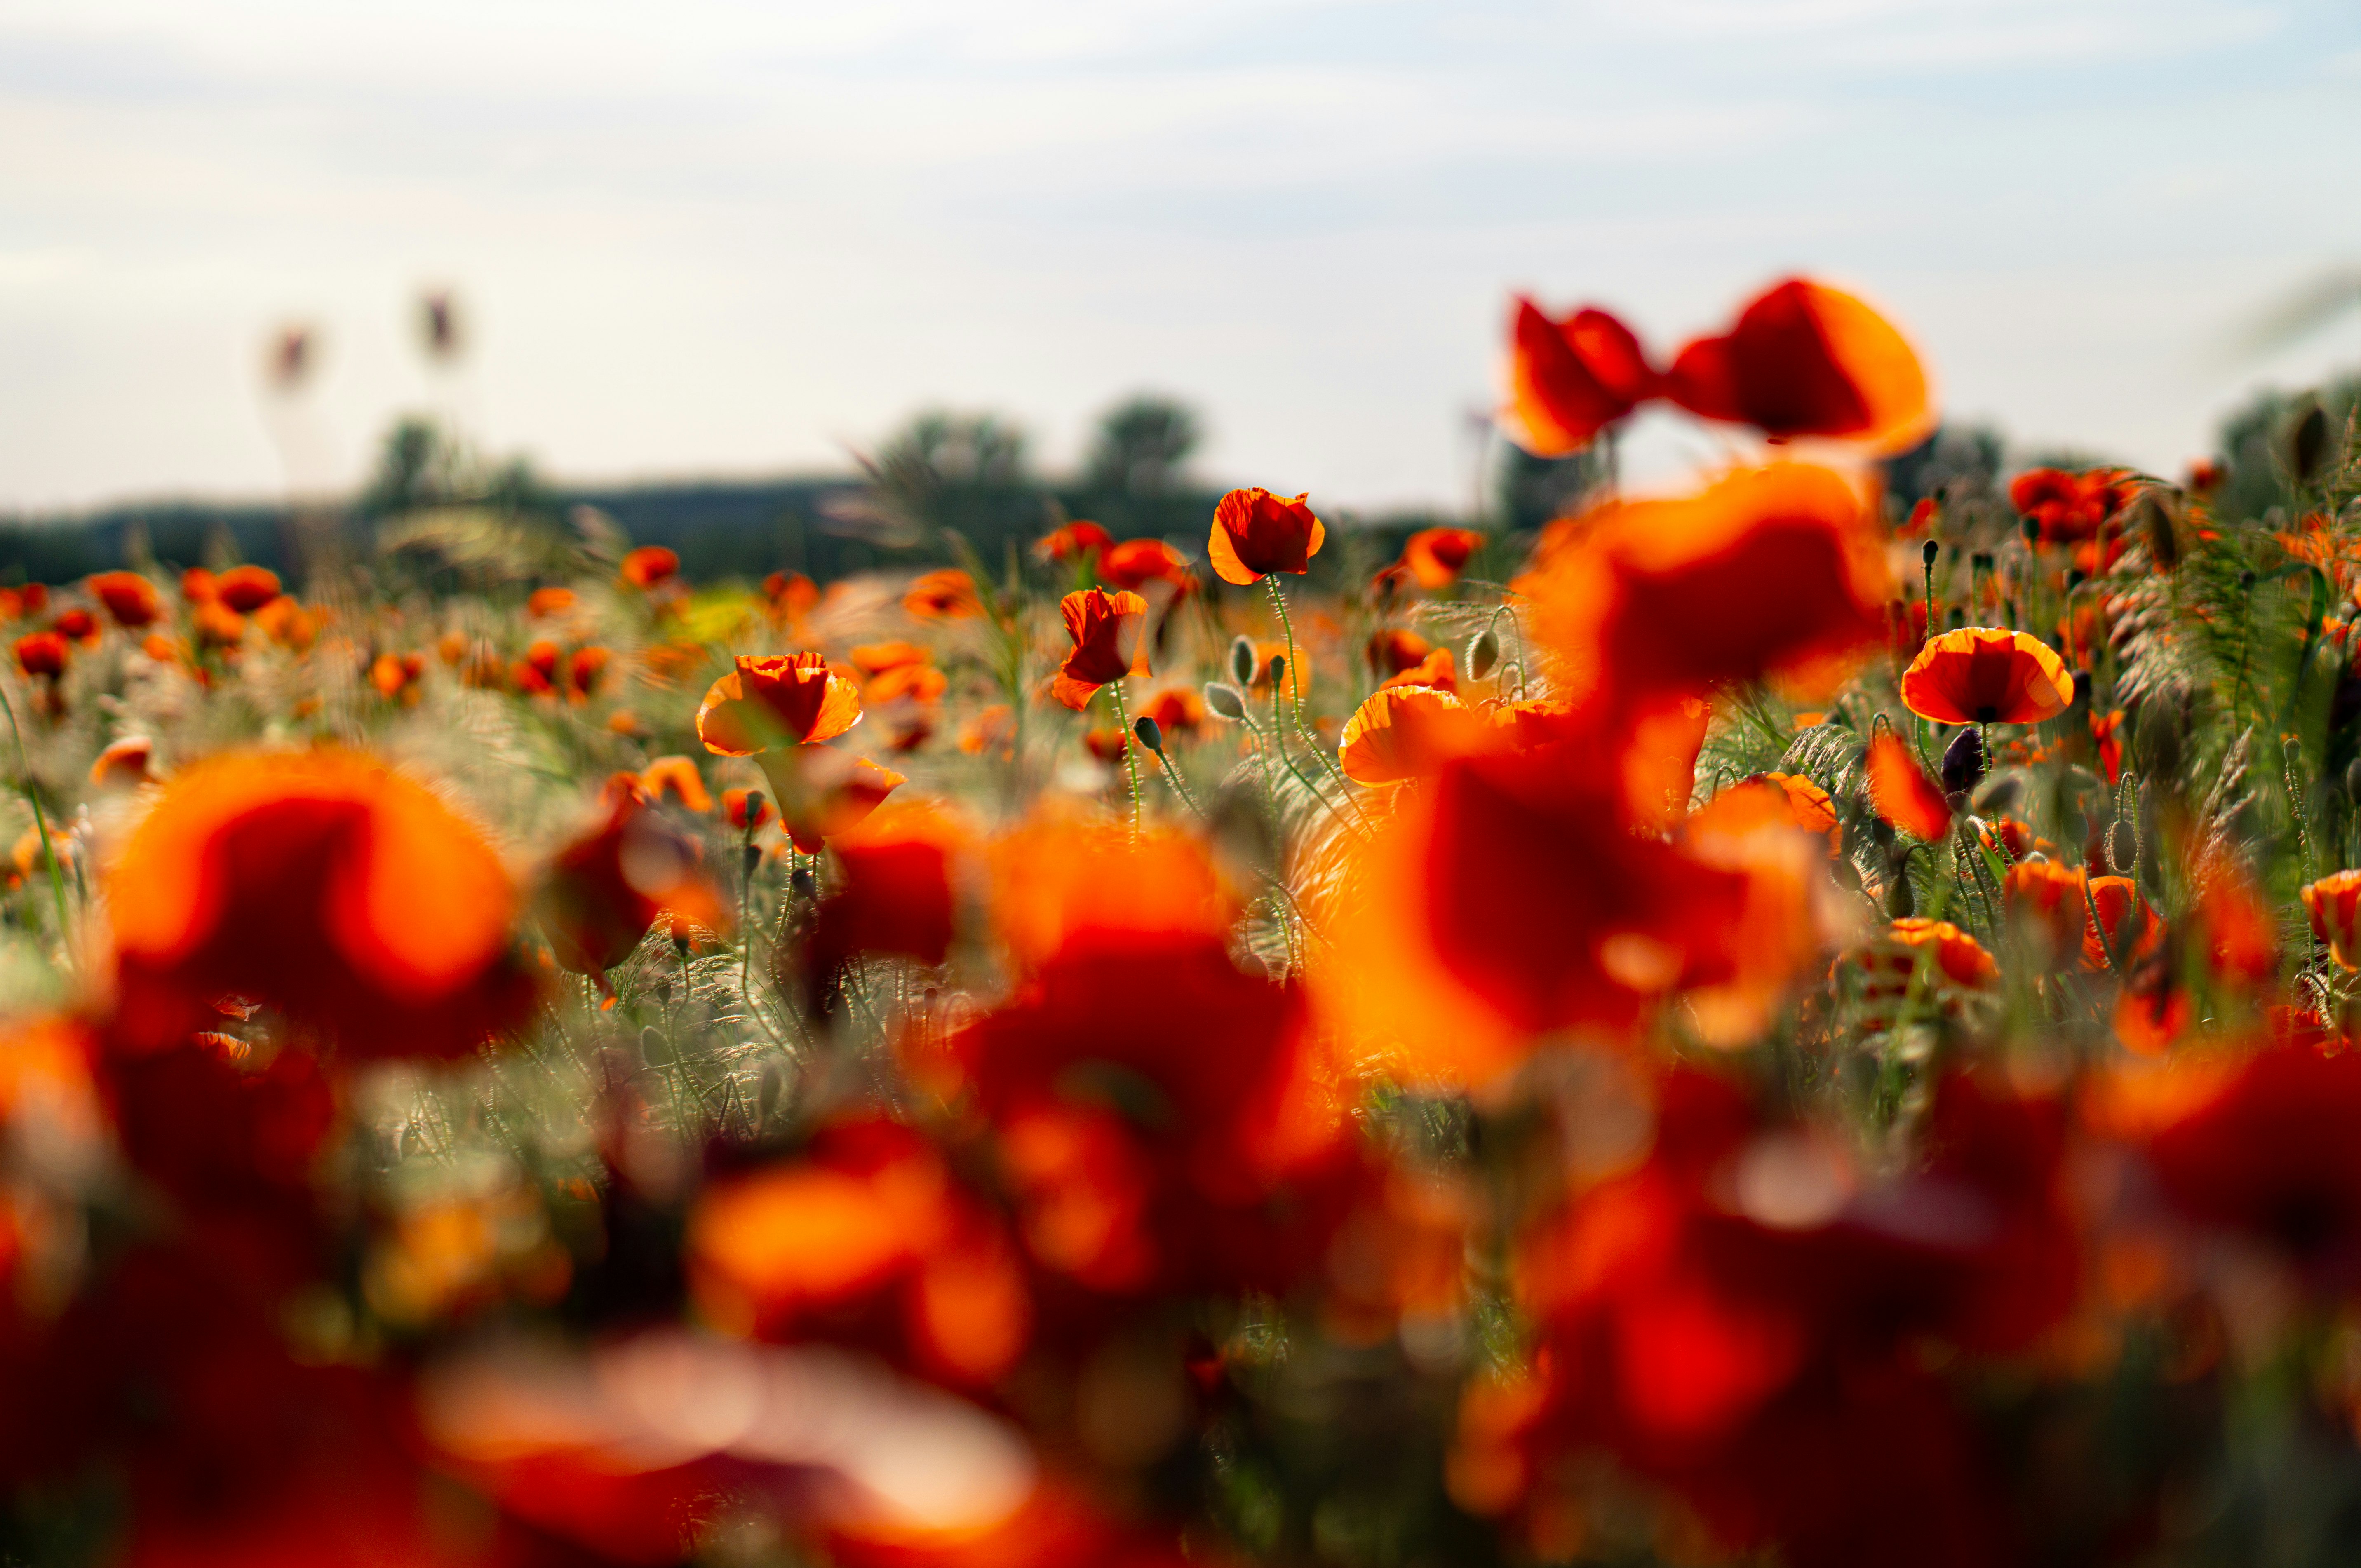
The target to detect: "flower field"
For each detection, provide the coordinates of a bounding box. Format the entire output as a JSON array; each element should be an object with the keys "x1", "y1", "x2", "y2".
[{"x1": 2, "y1": 274, "x2": 2360, "y2": 1567}]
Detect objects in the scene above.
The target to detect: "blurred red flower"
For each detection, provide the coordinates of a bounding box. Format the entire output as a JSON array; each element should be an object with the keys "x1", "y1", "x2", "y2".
[
  {"x1": 1035, "y1": 521, "x2": 1113, "y2": 564},
  {"x1": 1398, "y1": 527, "x2": 1485, "y2": 590},
  {"x1": 1504, "y1": 298, "x2": 1656, "y2": 457},
  {"x1": 618, "y1": 545, "x2": 679, "y2": 590},
  {"x1": 1663, "y1": 277, "x2": 1934, "y2": 453},
  {"x1": 214, "y1": 565, "x2": 282, "y2": 615},
  {"x1": 88, "y1": 571, "x2": 162, "y2": 629},
  {"x1": 1865, "y1": 729, "x2": 1953, "y2": 841}
]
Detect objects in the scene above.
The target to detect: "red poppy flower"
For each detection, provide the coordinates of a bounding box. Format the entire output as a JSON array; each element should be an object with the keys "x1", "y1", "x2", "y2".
[
  {"x1": 1367, "y1": 627, "x2": 1433, "y2": 676},
  {"x1": 1727, "y1": 771, "x2": 1839, "y2": 854},
  {"x1": 51, "y1": 607, "x2": 97, "y2": 646},
  {"x1": 1139, "y1": 687, "x2": 1205, "y2": 737},
  {"x1": 1398, "y1": 527, "x2": 1485, "y2": 590},
  {"x1": 618, "y1": 545, "x2": 679, "y2": 589},
  {"x1": 689, "y1": 1117, "x2": 1029, "y2": 1385},
  {"x1": 178, "y1": 568, "x2": 216, "y2": 604},
  {"x1": 904, "y1": 568, "x2": 983, "y2": 620},
  {"x1": 87, "y1": 571, "x2": 162, "y2": 629},
  {"x1": 2147, "y1": 1043, "x2": 2361, "y2": 1281},
  {"x1": 764, "y1": 570, "x2": 820, "y2": 618},
  {"x1": 2083, "y1": 876, "x2": 2161, "y2": 971},
  {"x1": 2304, "y1": 869, "x2": 2361, "y2": 970},
  {"x1": 1379, "y1": 647, "x2": 1458, "y2": 695},
  {"x1": 722, "y1": 785, "x2": 772, "y2": 831},
  {"x1": 2008, "y1": 466, "x2": 2136, "y2": 544},
  {"x1": 1866, "y1": 730, "x2": 1953, "y2": 841},
  {"x1": 1098, "y1": 537, "x2": 1195, "y2": 595},
  {"x1": 1034, "y1": 520, "x2": 1113, "y2": 564},
  {"x1": 213, "y1": 565, "x2": 282, "y2": 614},
  {"x1": 2091, "y1": 707, "x2": 2126, "y2": 784},
  {"x1": 696, "y1": 653, "x2": 864, "y2": 757},
  {"x1": 1663, "y1": 277, "x2": 1934, "y2": 453},
  {"x1": 1900, "y1": 627, "x2": 2074, "y2": 726},
  {"x1": 526, "y1": 585, "x2": 576, "y2": 617},
  {"x1": 1208, "y1": 488, "x2": 1325, "y2": 585},
  {"x1": 533, "y1": 775, "x2": 730, "y2": 977},
  {"x1": 1050, "y1": 589, "x2": 1149, "y2": 711},
  {"x1": 2001, "y1": 859, "x2": 2086, "y2": 967},
  {"x1": 1519, "y1": 464, "x2": 1891, "y2": 718},
  {"x1": 778, "y1": 751, "x2": 907, "y2": 853},
  {"x1": 90, "y1": 735, "x2": 154, "y2": 788},
  {"x1": 806, "y1": 804, "x2": 967, "y2": 995},
  {"x1": 919, "y1": 934, "x2": 1359, "y2": 1298},
  {"x1": 1339, "y1": 687, "x2": 1485, "y2": 785},
  {"x1": 1504, "y1": 297, "x2": 1656, "y2": 457},
  {"x1": 638, "y1": 755, "x2": 714, "y2": 813},
  {"x1": 13, "y1": 631, "x2": 65, "y2": 678},
  {"x1": 104, "y1": 749, "x2": 535, "y2": 1057}
]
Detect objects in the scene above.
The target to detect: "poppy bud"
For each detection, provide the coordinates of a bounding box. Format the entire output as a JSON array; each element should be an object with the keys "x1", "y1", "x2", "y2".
[
  {"x1": 1868, "y1": 812, "x2": 1895, "y2": 849},
  {"x1": 790, "y1": 866, "x2": 816, "y2": 898},
  {"x1": 1973, "y1": 772, "x2": 2023, "y2": 816},
  {"x1": 2288, "y1": 395, "x2": 2330, "y2": 484},
  {"x1": 1133, "y1": 715, "x2": 1164, "y2": 753},
  {"x1": 1204, "y1": 683, "x2": 1247, "y2": 721},
  {"x1": 641, "y1": 1024, "x2": 671, "y2": 1067},
  {"x1": 1468, "y1": 630, "x2": 1499, "y2": 681},
  {"x1": 2071, "y1": 670, "x2": 2093, "y2": 711},
  {"x1": 2130, "y1": 488, "x2": 2182, "y2": 570},
  {"x1": 1885, "y1": 861, "x2": 1915, "y2": 918},
  {"x1": 1941, "y1": 726, "x2": 1987, "y2": 796},
  {"x1": 1922, "y1": 539, "x2": 1940, "y2": 569},
  {"x1": 1229, "y1": 636, "x2": 1257, "y2": 685},
  {"x1": 742, "y1": 845, "x2": 761, "y2": 880},
  {"x1": 1265, "y1": 654, "x2": 1287, "y2": 687},
  {"x1": 2022, "y1": 516, "x2": 2041, "y2": 547}
]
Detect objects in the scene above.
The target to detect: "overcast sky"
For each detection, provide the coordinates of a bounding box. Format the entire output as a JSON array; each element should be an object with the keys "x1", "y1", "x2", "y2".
[{"x1": 2, "y1": 0, "x2": 2358, "y2": 516}]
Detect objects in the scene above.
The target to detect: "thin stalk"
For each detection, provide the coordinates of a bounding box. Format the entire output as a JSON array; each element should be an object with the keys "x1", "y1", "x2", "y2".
[
  {"x1": 1107, "y1": 681, "x2": 1144, "y2": 843},
  {"x1": 0, "y1": 682, "x2": 70, "y2": 962},
  {"x1": 1264, "y1": 577, "x2": 1360, "y2": 801}
]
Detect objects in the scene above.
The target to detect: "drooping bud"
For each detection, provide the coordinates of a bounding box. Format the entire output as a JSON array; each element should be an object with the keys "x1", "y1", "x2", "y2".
[
  {"x1": 1941, "y1": 725, "x2": 1987, "y2": 797},
  {"x1": 1229, "y1": 636, "x2": 1257, "y2": 685},
  {"x1": 2287, "y1": 395, "x2": 2330, "y2": 485},
  {"x1": 1204, "y1": 683, "x2": 1248, "y2": 721},
  {"x1": 1133, "y1": 714, "x2": 1164, "y2": 753},
  {"x1": 1468, "y1": 629, "x2": 1499, "y2": 681}
]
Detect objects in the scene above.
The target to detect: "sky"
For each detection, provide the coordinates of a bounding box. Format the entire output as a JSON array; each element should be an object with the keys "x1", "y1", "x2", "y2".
[{"x1": 1, "y1": 0, "x2": 2359, "y2": 517}]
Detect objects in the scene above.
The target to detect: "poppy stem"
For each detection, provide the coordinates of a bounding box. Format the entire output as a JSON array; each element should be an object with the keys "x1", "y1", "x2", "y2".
[
  {"x1": 0, "y1": 680, "x2": 69, "y2": 965},
  {"x1": 1107, "y1": 681, "x2": 1144, "y2": 844},
  {"x1": 1264, "y1": 577, "x2": 1355, "y2": 795}
]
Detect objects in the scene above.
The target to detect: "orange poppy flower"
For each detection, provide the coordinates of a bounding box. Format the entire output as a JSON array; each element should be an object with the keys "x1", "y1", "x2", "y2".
[
  {"x1": 1208, "y1": 488, "x2": 1325, "y2": 585},
  {"x1": 2083, "y1": 876, "x2": 2161, "y2": 971},
  {"x1": 806, "y1": 803, "x2": 968, "y2": 992},
  {"x1": 1900, "y1": 627, "x2": 2074, "y2": 726},
  {"x1": 904, "y1": 568, "x2": 983, "y2": 620},
  {"x1": 2302, "y1": 869, "x2": 2361, "y2": 970},
  {"x1": 958, "y1": 704, "x2": 1016, "y2": 759},
  {"x1": 178, "y1": 567, "x2": 217, "y2": 604},
  {"x1": 1367, "y1": 627, "x2": 1433, "y2": 676},
  {"x1": 696, "y1": 653, "x2": 864, "y2": 757},
  {"x1": 1050, "y1": 589, "x2": 1149, "y2": 711},
  {"x1": 1518, "y1": 464, "x2": 1890, "y2": 716},
  {"x1": 1504, "y1": 297, "x2": 1656, "y2": 457},
  {"x1": 762, "y1": 570, "x2": 820, "y2": 618},
  {"x1": 193, "y1": 601, "x2": 245, "y2": 648},
  {"x1": 368, "y1": 651, "x2": 425, "y2": 701},
  {"x1": 849, "y1": 641, "x2": 927, "y2": 678},
  {"x1": 1662, "y1": 277, "x2": 1934, "y2": 453},
  {"x1": 1139, "y1": 687, "x2": 1205, "y2": 738},
  {"x1": 104, "y1": 749, "x2": 534, "y2": 1057},
  {"x1": 688, "y1": 1118, "x2": 1029, "y2": 1385},
  {"x1": 1727, "y1": 771, "x2": 1839, "y2": 854},
  {"x1": 1398, "y1": 527, "x2": 1485, "y2": 590},
  {"x1": 568, "y1": 645, "x2": 610, "y2": 699},
  {"x1": 1034, "y1": 520, "x2": 1113, "y2": 563},
  {"x1": 2002, "y1": 859, "x2": 2086, "y2": 967},
  {"x1": 526, "y1": 585, "x2": 577, "y2": 617},
  {"x1": 1098, "y1": 537, "x2": 1195, "y2": 595},
  {"x1": 1379, "y1": 646, "x2": 1458, "y2": 694},
  {"x1": 250, "y1": 594, "x2": 316, "y2": 651},
  {"x1": 778, "y1": 752, "x2": 906, "y2": 853},
  {"x1": 14, "y1": 631, "x2": 66, "y2": 678},
  {"x1": 617, "y1": 545, "x2": 678, "y2": 590},
  {"x1": 1339, "y1": 687, "x2": 1485, "y2": 785},
  {"x1": 638, "y1": 755, "x2": 714, "y2": 813},
  {"x1": 87, "y1": 571, "x2": 162, "y2": 629},
  {"x1": 1850, "y1": 919, "x2": 1998, "y2": 1025},
  {"x1": 214, "y1": 565, "x2": 282, "y2": 614},
  {"x1": 1866, "y1": 729, "x2": 1953, "y2": 840},
  {"x1": 722, "y1": 785, "x2": 772, "y2": 831},
  {"x1": 2008, "y1": 466, "x2": 2137, "y2": 545},
  {"x1": 90, "y1": 735, "x2": 155, "y2": 789},
  {"x1": 533, "y1": 775, "x2": 729, "y2": 976}
]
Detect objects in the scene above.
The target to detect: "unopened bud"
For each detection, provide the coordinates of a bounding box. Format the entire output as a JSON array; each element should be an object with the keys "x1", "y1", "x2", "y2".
[
  {"x1": 1468, "y1": 630, "x2": 1499, "y2": 681},
  {"x1": 2288, "y1": 395, "x2": 2330, "y2": 484},
  {"x1": 1921, "y1": 539, "x2": 1940, "y2": 569},
  {"x1": 2022, "y1": 516, "x2": 2042, "y2": 546},
  {"x1": 1941, "y1": 726, "x2": 1987, "y2": 796},
  {"x1": 789, "y1": 866, "x2": 815, "y2": 898},
  {"x1": 1229, "y1": 636, "x2": 1257, "y2": 685},
  {"x1": 741, "y1": 844, "x2": 761, "y2": 879},
  {"x1": 1264, "y1": 653, "x2": 1287, "y2": 687},
  {"x1": 1133, "y1": 715, "x2": 1164, "y2": 753},
  {"x1": 2345, "y1": 756, "x2": 2361, "y2": 800},
  {"x1": 1203, "y1": 683, "x2": 1247, "y2": 721}
]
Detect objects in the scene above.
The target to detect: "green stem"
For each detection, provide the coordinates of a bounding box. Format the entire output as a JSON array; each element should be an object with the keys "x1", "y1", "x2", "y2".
[
  {"x1": 0, "y1": 683, "x2": 69, "y2": 963},
  {"x1": 1107, "y1": 681, "x2": 1144, "y2": 843}
]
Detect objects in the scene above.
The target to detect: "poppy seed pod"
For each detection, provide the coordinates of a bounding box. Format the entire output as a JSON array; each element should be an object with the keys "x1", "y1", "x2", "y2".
[
  {"x1": 1134, "y1": 715, "x2": 1164, "y2": 753},
  {"x1": 1468, "y1": 630, "x2": 1499, "y2": 681},
  {"x1": 1265, "y1": 654, "x2": 1287, "y2": 687},
  {"x1": 1942, "y1": 726, "x2": 1987, "y2": 796},
  {"x1": 1203, "y1": 683, "x2": 1247, "y2": 722},
  {"x1": 1922, "y1": 539, "x2": 1940, "y2": 569},
  {"x1": 2287, "y1": 396, "x2": 2330, "y2": 485},
  {"x1": 1229, "y1": 636, "x2": 1257, "y2": 686}
]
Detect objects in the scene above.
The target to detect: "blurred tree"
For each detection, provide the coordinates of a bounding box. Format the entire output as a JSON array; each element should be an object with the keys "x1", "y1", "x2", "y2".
[
  {"x1": 1884, "y1": 423, "x2": 2005, "y2": 514},
  {"x1": 851, "y1": 409, "x2": 1042, "y2": 559},
  {"x1": 1495, "y1": 436, "x2": 1605, "y2": 536},
  {"x1": 1085, "y1": 395, "x2": 1200, "y2": 499},
  {"x1": 2211, "y1": 375, "x2": 2359, "y2": 526}
]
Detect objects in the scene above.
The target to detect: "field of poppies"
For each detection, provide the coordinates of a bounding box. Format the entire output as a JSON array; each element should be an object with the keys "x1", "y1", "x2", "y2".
[{"x1": 0, "y1": 275, "x2": 2355, "y2": 1567}]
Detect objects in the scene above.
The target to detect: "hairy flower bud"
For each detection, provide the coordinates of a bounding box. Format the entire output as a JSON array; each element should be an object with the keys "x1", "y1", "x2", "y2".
[
  {"x1": 1203, "y1": 683, "x2": 1248, "y2": 722},
  {"x1": 1133, "y1": 715, "x2": 1164, "y2": 753},
  {"x1": 1229, "y1": 636, "x2": 1257, "y2": 685},
  {"x1": 1468, "y1": 630, "x2": 1500, "y2": 681}
]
